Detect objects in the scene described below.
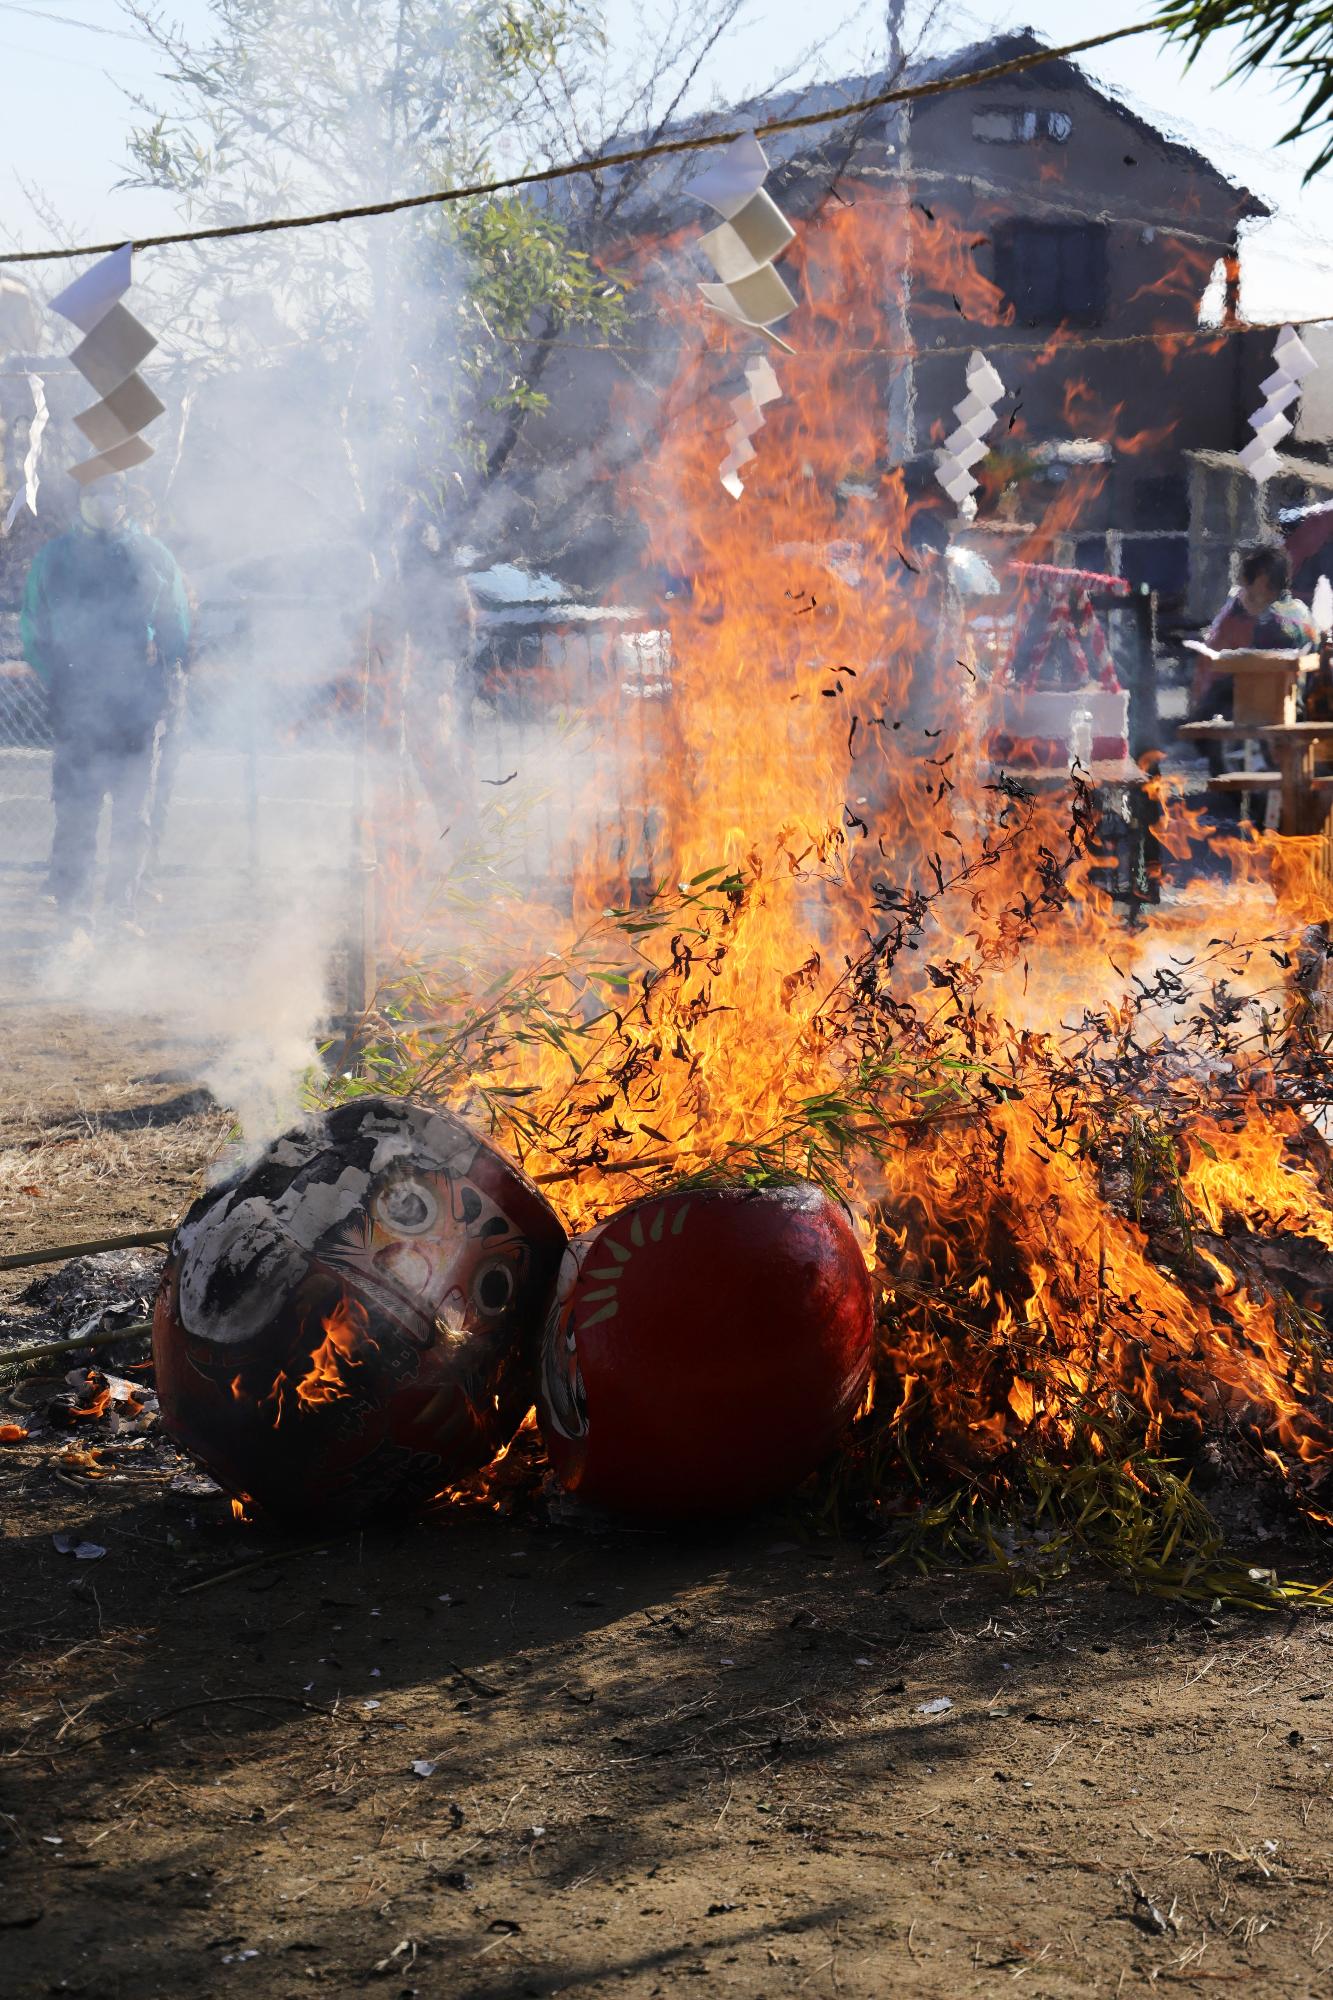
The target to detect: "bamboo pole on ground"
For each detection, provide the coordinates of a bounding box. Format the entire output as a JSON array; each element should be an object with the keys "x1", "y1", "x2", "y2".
[
  {"x1": 0, "y1": 1319, "x2": 153, "y2": 1372},
  {"x1": 0, "y1": 1230, "x2": 173, "y2": 1273}
]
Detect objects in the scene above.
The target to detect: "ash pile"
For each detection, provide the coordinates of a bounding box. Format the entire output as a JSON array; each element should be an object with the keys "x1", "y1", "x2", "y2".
[
  {"x1": 3, "y1": 1247, "x2": 160, "y2": 1356},
  {"x1": 1, "y1": 1250, "x2": 164, "y2": 1450}
]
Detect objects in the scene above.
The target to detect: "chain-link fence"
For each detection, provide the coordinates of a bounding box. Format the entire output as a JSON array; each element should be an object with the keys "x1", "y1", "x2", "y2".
[
  {"x1": 0, "y1": 612, "x2": 679, "y2": 904},
  {"x1": 0, "y1": 601, "x2": 853, "y2": 931},
  {"x1": 0, "y1": 647, "x2": 54, "y2": 865},
  {"x1": 0, "y1": 617, "x2": 361, "y2": 884}
]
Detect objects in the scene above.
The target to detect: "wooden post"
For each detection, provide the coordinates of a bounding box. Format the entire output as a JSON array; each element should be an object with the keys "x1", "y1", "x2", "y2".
[
  {"x1": 339, "y1": 619, "x2": 379, "y2": 1047},
  {"x1": 244, "y1": 697, "x2": 260, "y2": 884},
  {"x1": 1123, "y1": 583, "x2": 1158, "y2": 759}
]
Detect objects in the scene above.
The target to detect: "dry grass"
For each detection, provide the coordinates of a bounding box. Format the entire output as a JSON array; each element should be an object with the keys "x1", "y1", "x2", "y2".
[{"x1": 0, "y1": 1039, "x2": 231, "y2": 1317}]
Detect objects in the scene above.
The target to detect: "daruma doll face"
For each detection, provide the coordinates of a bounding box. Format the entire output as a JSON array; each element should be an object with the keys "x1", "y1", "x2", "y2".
[
  {"x1": 538, "y1": 1181, "x2": 873, "y2": 1517},
  {"x1": 153, "y1": 1098, "x2": 566, "y2": 1524}
]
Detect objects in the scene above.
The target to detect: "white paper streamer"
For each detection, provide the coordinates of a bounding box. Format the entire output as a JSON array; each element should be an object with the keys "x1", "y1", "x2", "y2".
[
  {"x1": 1241, "y1": 324, "x2": 1317, "y2": 484},
  {"x1": 49, "y1": 242, "x2": 132, "y2": 334},
  {"x1": 687, "y1": 137, "x2": 796, "y2": 498},
  {"x1": 698, "y1": 190, "x2": 795, "y2": 284},
  {"x1": 688, "y1": 133, "x2": 798, "y2": 351},
  {"x1": 50, "y1": 246, "x2": 164, "y2": 485},
  {"x1": 73, "y1": 373, "x2": 167, "y2": 453},
  {"x1": 720, "y1": 353, "x2": 784, "y2": 501},
  {"x1": 69, "y1": 305, "x2": 158, "y2": 399},
  {"x1": 686, "y1": 132, "x2": 769, "y2": 221},
  {"x1": 934, "y1": 350, "x2": 1005, "y2": 517},
  {"x1": 2, "y1": 372, "x2": 49, "y2": 534}
]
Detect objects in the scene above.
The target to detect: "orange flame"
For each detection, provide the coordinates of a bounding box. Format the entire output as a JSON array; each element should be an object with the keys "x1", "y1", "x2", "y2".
[
  {"x1": 296, "y1": 1294, "x2": 377, "y2": 1410},
  {"x1": 380, "y1": 189, "x2": 1333, "y2": 1516},
  {"x1": 259, "y1": 1293, "x2": 379, "y2": 1428},
  {"x1": 69, "y1": 1371, "x2": 111, "y2": 1420}
]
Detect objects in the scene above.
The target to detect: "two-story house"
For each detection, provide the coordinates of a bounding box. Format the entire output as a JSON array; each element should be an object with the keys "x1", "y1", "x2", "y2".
[{"x1": 508, "y1": 30, "x2": 1272, "y2": 620}]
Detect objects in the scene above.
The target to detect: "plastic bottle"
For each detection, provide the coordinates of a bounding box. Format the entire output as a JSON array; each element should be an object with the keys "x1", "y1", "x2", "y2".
[
  {"x1": 1313, "y1": 573, "x2": 1333, "y2": 637},
  {"x1": 1069, "y1": 704, "x2": 1094, "y2": 769}
]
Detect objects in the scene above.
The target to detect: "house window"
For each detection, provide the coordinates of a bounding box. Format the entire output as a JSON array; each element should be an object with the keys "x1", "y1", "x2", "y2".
[
  {"x1": 1133, "y1": 475, "x2": 1189, "y2": 532},
  {"x1": 993, "y1": 220, "x2": 1108, "y2": 327},
  {"x1": 973, "y1": 107, "x2": 1072, "y2": 144}
]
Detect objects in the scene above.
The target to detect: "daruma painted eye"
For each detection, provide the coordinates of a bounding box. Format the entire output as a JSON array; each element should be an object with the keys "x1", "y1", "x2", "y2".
[
  {"x1": 471, "y1": 1258, "x2": 516, "y2": 1317},
  {"x1": 375, "y1": 1178, "x2": 439, "y2": 1236}
]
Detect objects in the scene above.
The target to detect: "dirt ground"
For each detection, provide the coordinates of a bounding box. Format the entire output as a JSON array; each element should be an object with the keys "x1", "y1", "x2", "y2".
[
  {"x1": 0, "y1": 875, "x2": 236, "y2": 1270},
  {"x1": 3, "y1": 890, "x2": 1333, "y2": 1999}
]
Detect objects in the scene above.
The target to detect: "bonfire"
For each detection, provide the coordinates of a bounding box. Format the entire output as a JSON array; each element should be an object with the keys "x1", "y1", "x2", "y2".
[{"x1": 323, "y1": 192, "x2": 1333, "y2": 1604}]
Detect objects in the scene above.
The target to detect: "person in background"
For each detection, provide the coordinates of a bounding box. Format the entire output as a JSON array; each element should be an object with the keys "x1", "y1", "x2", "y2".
[
  {"x1": 21, "y1": 475, "x2": 190, "y2": 934},
  {"x1": 1190, "y1": 541, "x2": 1318, "y2": 719}
]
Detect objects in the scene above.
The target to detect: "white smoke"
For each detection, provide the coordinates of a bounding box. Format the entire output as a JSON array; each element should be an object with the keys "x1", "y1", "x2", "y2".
[
  {"x1": 26, "y1": 236, "x2": 460, "y2": 1143},
  {"x1": 16, "y1": 0, "x2": 796, "y2": 1146}
]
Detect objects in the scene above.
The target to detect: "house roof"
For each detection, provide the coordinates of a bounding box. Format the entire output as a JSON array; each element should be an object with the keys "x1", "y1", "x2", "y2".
[
  {"x1": 597, "y1": 28, "x2": 1268, "y2": 227},
  {"x1": 915, "y1": 29, "x2": 1268, "y2": 221}
]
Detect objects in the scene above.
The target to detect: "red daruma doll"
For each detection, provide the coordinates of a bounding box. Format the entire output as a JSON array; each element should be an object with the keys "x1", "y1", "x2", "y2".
[
  {"x1": 153, "y1": 1099, "x2": 565, "y2": 1524},
  {"x1": 538, "y1": 1182, "x2": 874, "y2": 1516}
]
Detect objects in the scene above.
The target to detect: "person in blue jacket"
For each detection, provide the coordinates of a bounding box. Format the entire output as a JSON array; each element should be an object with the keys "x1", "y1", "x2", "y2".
[{"x1": 21, "y1": 476, "x2": 189, "y2": 928}]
